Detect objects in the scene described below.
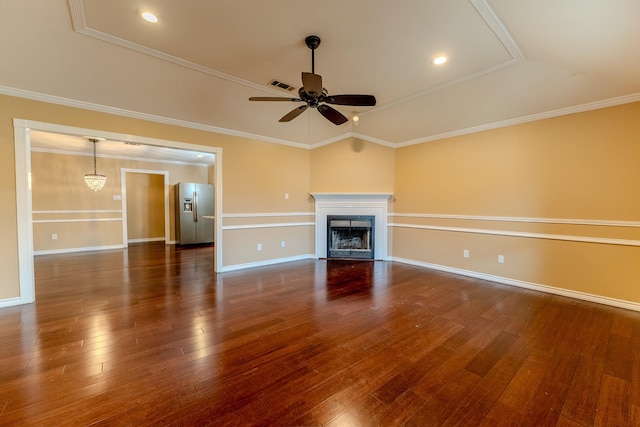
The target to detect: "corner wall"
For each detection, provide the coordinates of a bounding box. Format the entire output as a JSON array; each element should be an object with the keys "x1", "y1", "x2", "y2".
[{"x1": 310, "y1": 137, "x2": 395, "y2": 193}]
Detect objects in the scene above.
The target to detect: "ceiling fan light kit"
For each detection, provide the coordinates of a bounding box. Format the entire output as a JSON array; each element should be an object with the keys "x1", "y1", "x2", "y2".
[{"x1": 249, "y1": 35, "x2": 376, "y2": 125}]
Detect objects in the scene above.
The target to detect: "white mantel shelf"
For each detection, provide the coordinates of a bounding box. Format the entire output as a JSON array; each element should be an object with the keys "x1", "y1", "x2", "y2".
[
  {"x1": 311, "y1": 193, "x2": 393, "y2": 201},
  {"x1": 311, "y1": 193, "x2": 393, "y2": 260}
]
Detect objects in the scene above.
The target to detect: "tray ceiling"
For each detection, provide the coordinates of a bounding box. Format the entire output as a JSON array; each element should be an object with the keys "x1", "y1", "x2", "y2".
[{"x1": 1, "y1": 0, "x2": 639, "y2": 147}]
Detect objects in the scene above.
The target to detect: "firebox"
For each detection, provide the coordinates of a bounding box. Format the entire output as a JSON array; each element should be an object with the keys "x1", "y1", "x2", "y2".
[{"x1": 327, "y1": 215, "x2": 375, "y2": 259}]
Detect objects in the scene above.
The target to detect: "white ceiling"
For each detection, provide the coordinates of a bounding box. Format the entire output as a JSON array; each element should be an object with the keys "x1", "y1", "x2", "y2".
[{"x1": 1, "y1": 0, "x2": 639, "y2": 148}]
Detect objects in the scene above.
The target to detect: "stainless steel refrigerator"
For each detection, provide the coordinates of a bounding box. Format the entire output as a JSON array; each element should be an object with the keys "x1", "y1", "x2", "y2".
[{"x1": 174, "y1": 182, "x2": 214, "y2": 245}]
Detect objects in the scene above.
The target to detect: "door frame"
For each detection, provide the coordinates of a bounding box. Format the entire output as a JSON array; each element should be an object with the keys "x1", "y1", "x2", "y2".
[{"x1": 14, "y1": 119, "x2": 223, "y2": 304}]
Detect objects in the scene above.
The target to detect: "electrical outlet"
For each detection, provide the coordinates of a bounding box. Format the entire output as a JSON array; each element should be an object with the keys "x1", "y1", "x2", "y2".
[
  {"x1": 257, "y1": 243, "x2": 262, "y2": 251},
  {"x1": 51, "y1": 233, "x2": 58, "y2": 240},
  {"x1": 284, "y1": 193, "x2": 289, "y2": 200},
  {"x1": 498, "y1": 254, "x2": 505, "y2": 263},
  {"x1": 281, "y1": 241, "x2": 285, "y2": 248},
  {"x1": 463, "y1": 249, "x2": 469, "y2": 258}
]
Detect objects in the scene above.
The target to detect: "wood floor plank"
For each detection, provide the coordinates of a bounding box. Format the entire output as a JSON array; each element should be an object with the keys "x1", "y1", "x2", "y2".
[
  {"x1": 372, "y1": 345, "x2": 454, "y2": 405},
  {"x1": 477, "y1": 337, "x2": 535, "y2": 426},
  {"x1": 372, "y1": 389, "x2": 426, "y2": 426},
  {"x1": 555, "y1": 415, "x2": 587, "y2": 427},
  {"x1": 325, "y1": 394, "x2": 386, "y2": 427},
  {"x1": 1, "y1": 242, "x2": 639, "y2": 425},
  {"x1": 440, "y1": 364, "x2": 516, "y2": 426},
  {"x1": 514, "y1": 351, "x2": 579, "y2": 426},
  {"x1": 410, "y1": 317, "x2": 502, "y2": 401},
  {"x1": 464, "y1": 330, "x2": 519, "y2": 377},
  {"x1": 560, "y1": 354, "x2": 605, "y2": 426},
  {"x1": 595, "y1": 374, "x2": 632, "y2": 426},
  {"x1": 632, "y1": 324, "x2": 640, "y2": 420},
  {"x1": 604, "y1": 333, "x2": 633, "y2": 381}
]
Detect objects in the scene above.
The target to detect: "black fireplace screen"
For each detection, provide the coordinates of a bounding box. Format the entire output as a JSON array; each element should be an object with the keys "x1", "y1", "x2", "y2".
[{"x1": 327, "y1": 215, "x2": 375, "y2": 259}]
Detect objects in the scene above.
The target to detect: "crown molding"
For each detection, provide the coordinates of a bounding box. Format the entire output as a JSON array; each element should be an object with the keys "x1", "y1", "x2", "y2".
[
  {"x1": 30, "y1": 147, "x2": 211, "y2": 167},
  {"x1": 310, "y1": 132, "x2": 396, "y2": 149},
  {"x1": 4, "y1": 85, "x2": 640, "y2": 151},
  {"x1": 1, "y1": 85, "x2": 309, "y2": 149},
  {"x1": 396, "y1": 92, "x2": 640, "y2": 148}
]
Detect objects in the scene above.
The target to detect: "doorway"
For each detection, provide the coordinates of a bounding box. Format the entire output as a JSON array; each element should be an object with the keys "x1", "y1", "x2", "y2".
[
  {"x1": 14, "y1": 119, "x2": 223, "y2": 304},
  {"x1": 122, "y1": 170, "x2": 170, "y2": 245}
]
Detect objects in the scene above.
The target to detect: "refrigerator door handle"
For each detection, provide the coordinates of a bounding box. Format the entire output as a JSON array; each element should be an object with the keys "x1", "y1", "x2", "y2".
[{"x1": 193, "y1": 191, "x2": 198, "y2": 222}]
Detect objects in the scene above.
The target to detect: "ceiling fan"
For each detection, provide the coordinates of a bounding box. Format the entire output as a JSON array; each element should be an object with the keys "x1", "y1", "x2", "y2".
[{"x1": 249, "y1": 35, "x2": 376, "y2": 125}]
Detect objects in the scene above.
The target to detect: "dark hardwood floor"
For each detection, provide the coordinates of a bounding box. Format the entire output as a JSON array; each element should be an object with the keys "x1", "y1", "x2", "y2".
[{"x1": 1, "y1": 242, "x2": 639, "y2": 426}]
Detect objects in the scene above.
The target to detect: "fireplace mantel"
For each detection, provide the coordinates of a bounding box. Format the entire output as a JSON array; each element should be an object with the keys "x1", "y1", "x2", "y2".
[
  {"x1": 311, "y1": 193, "x2": 393, "y2": 202},
  {"x1": 311, "y1": 193, "x2": 392, "y2": 260}
]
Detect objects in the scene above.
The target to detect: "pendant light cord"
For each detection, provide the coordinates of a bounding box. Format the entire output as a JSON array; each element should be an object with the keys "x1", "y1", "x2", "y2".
[
  {"x1": 88, "y1": 138, "x2": 99, "y2": 174},
  {"x1": 93, "y1": 141, "x2": 97, "y2": 174}
]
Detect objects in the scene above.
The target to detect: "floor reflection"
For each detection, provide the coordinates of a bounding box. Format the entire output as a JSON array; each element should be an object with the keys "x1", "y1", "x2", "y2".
[{"x1": 324, "y1": 260, "x2": 375, "y2": 301}]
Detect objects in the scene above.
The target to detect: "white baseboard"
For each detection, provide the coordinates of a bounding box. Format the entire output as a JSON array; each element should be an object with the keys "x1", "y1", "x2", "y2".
[
  {"x1": 34, "y1": 244, "x2": 125, "y2": 256},
  {"x1": 0, "y1": 297, "x2": 22, "y2": 308},
  {"x1": 127, "y1": 237, "x2": 166, "y2": 243},
  {"x1": 391, "y1": 256, "x2": 640, "y2": 313},
  {"x1": 222, "y1": 254, "x2": 315, "y2": 272}
]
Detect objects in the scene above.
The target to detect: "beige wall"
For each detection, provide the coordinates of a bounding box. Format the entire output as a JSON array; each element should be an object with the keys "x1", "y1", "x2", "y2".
[
  {"x1": 220, "y1": 137, "x2": 314, "y2": 266},
  {"x1": 394, "y1": 104, "x2": 640, "y2": 219},
  {"x1": 310, "y1": 137, "x2": 395, "y2": 193},
  {"x1": 30, "y1": 151, "x2": 125, "y2": 253},
  {"x1": 393, "y1": 102, "x2": 640, "y2": 303},
  {"x1": 222, "y1": 138, "x2": 312, "y2": 213},
  {"x1": 224, "y1": 225, "x2": 315, "y2": 267}
]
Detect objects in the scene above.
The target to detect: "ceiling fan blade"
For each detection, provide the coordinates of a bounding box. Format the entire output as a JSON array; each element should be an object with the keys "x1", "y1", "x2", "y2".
[
  {"x1": 325, "y1": 94, "x2": 376, "y2": 106},
  {"x1": 249, "y1": 97, "x2": 301, "y2": 102},
  {"x1": 302, "y1": 72, "x2": 323, "y2": 96},
  {"x1": 279, "y1": 105, "x2": 308, "y2": 122},
  {"x1": 317, "y1": 104, "x2": 349, "y2": 125}
]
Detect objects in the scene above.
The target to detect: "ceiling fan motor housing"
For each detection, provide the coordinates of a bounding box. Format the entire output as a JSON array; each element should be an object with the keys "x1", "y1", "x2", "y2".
[{"x1": 305, "y1": 35, "x2": 321, "y2": 50}]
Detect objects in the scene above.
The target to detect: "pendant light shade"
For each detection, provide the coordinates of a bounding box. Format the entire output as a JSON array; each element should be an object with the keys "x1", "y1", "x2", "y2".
[
  {"x1": 84, "y1": 173, "x2": 107, "y2": 191},
  {"x1": 85, "y1": 138, "x2": 106, "y2": 191}
]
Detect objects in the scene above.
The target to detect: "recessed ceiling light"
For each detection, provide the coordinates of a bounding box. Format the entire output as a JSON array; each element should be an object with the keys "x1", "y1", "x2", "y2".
[
  {"x1": 433, "y1": 56, "x2": 448, "y2": 65},
  {"x1": 140, "y1": 11, "x2": 158, "y2": 23}
]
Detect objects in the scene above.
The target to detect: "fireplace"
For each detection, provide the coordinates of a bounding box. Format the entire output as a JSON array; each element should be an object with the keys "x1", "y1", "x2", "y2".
[
  {"x1": 312, "y1": 193, "x2": 391, "y2": 260},
  {"x1": 327, "y1": 215, "x2": 374, "y2": 259}
]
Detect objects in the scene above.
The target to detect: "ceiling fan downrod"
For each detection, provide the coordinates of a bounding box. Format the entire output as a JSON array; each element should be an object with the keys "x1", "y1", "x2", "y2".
[{"x1": 305, "y1": 35, "x2": 321, "y2": 74}]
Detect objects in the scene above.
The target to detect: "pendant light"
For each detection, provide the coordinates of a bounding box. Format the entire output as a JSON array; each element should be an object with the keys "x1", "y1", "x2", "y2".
[{"x1": 84, "y1": 138, "x2": 107, "y2": 191}]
